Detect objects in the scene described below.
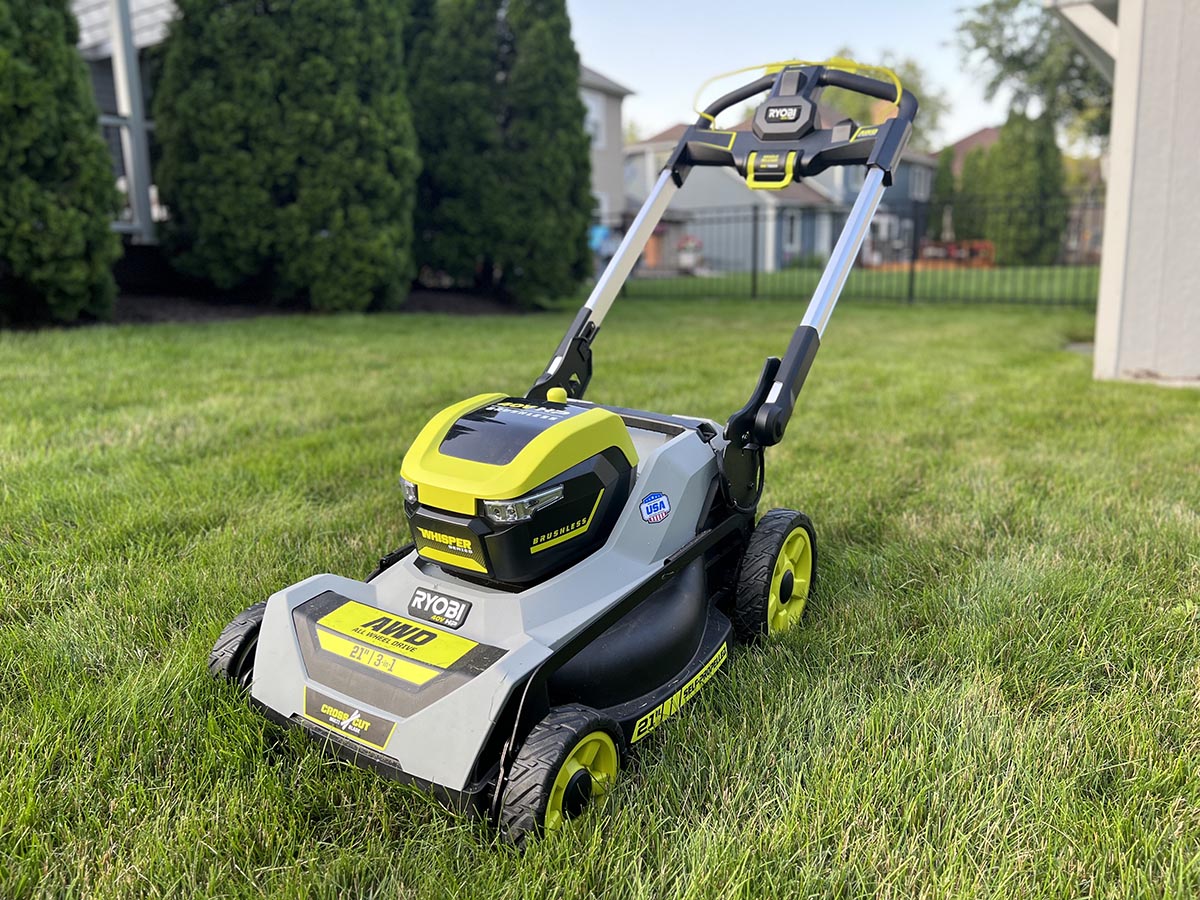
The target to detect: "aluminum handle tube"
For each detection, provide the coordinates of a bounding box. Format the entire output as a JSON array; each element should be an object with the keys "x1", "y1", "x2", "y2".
[
  {"x1": 584, "y1": 169, "x2": 679, "y2": 327},
  {"x1": 800, "y1": 167, "x2": 887, "y2": 337}
]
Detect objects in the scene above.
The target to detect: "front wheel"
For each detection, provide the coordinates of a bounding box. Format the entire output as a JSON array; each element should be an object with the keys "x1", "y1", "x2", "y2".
[
  {"x1": 208, "y1": 602, "x2": 266, "y2": 689},
  {"x1": 498, "y1": 704, "x2": 622, "y2": 847},
  {"x1": 732, "y1": 509, "x2": 816, "y2": 642}
]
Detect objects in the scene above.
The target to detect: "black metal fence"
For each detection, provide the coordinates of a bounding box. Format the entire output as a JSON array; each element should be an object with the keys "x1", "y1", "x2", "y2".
[{"x1": 597, "y1": 193, "x2": 1104, "y2": 307}]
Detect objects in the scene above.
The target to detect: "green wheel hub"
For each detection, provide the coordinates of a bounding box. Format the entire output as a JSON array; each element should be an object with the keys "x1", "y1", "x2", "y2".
[
  {"x1": 545, "y1": 730, "x2": 618, "y2": 832},
  {"x1": 768, "y1": 525, "x2": 813, "y2": 635}
]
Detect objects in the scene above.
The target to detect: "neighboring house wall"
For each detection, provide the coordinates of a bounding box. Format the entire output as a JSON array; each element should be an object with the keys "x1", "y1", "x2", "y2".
[
  {"x1": 776, "y1": 209, "x2": 841, "y2": 266},
  {"x1": 74, "y1": 0, "x2": 174, "y2": 52},
  {"x1": 1081, "y1": 0, "x2": 1200, "y2": 382},
  {"x1": 575, "y1": 66, "x2": 632, "y2": 226},
  {"x1": 581, "y1": 87, "x2": 625, "y2": 223},
  {"x1": 671, "y1": 170, "x2": 766, "y2": 272}
]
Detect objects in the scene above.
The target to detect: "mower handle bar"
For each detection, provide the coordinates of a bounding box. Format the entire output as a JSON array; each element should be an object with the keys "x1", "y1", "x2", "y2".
[
  {"x1": 697, "y1": 68, "x2": 918, "y2": 128},
  {"x1": 529, "y1": 64, "x2": 916, "y2": 450}
]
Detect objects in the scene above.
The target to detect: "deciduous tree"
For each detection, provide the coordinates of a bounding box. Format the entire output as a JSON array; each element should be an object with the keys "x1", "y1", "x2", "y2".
[
  {"x1": 958, "y1": 0, "x2": 1111, "y2": 140},
  {"x1": 822, "y1": 50, "x2": 950, "y2": 152}
]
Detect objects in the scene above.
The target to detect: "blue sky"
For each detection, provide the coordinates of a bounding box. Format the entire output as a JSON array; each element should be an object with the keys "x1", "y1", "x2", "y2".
[{"x1": 564, "y1": 0, "x2": 1009, "y2": 148}]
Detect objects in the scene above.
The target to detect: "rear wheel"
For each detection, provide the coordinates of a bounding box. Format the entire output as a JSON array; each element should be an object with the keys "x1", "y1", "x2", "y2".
[
  {"x1": 208, "y1": 602, "x2": 266, "y2": 689},
  {"x1": 499, "y1": 704, "x2": 621, "y2": 847},
  {"x1": 733, "y1": 509, "x2": 816, "y2": 641}
]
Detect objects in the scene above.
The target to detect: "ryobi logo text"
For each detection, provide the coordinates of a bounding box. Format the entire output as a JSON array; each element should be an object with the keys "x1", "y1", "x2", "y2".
[
  {"x1": 766, "y1": 106, "x2": 799, "y2": 122},
  {"x1": 408, "y1": 588, "x2": 472, "y2": 630},
  {"x1": 416, "y1": 527, "x2": 474, "y2": 555},
  {"x1": 631, "y1": 642, "x2": 727, "y2": 743}
]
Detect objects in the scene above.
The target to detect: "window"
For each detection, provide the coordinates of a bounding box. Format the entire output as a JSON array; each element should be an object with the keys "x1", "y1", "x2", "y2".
[
  {"x1": 592, "y1": 192, "x2": 610, "y2": 225},
  {"x1": 785, "y1": 212, "x2": 801, "y2": 250},
  {"x1": 910, "y1": 166, "x2": 932, "y2": 201},
  {"x1": 582, "y1": 90, "x2": 605, "y2": 150}
]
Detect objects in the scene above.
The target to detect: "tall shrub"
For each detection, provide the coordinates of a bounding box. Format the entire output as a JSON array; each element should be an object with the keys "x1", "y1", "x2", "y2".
[
  {"x1": 955, "y1": 146, "x2": 991, "y2": 241},
  {"x1": 409, "y1": 0, "x2": 505, "y2": 285},
  {"x1": 927, "y1": 148, "x2": 956, "y2": 240},
  {"x1": 409, "y1": 0, "x2": 591, "y2": 305},
  {"x1": 496, "y1": 0, "x2": 592, "y2": 302},
  {"x1": 154, "y1": 0, "x2": 419, "y2": 311},
  {"x1": 0, "y1": 0, "x2": 121, "y2": 325},
  {"x1": 984, "y1": 112, "x2": 1066, "y2": 265}
]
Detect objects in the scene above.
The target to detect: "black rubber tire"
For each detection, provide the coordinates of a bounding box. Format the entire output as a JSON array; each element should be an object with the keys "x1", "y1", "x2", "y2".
[
  {"x1": 208, "y1": 602, "x2": 267, "y2": 689},
  {"x1": 732, "y1": 509, "x2": 817, "y2": 643},
  {"x1": 498, "y1": 704, "x2": 622, "y2": 848}
]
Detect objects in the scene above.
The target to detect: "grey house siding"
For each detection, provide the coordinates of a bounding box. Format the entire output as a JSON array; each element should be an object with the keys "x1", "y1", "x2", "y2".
[
  {"x1": 669, "y1": 169, "x2": 762, "y2": 272},
  {"x1": 74, "y1": 0, "x2": 175, "y2": 53},
  {"x1": 582, "y1": 86, "x2": 626, "y2": 222}
]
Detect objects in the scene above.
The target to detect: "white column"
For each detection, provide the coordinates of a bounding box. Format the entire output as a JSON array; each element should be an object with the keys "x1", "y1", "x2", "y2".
[
  {"x1": 1091, "y1": 0, "x2": 1141, "y2": 380},
  {"x1": 763, "y1": 200, "x2": 777, "y2": 273},
  {"x1": 110, "y1": 0, "x2": 155, "y2": 243}
]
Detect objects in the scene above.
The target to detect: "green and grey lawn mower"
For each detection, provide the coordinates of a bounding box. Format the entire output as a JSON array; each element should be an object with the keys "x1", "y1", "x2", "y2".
[{"x1": 209, "y1": 60, "x2": 917, "y2": 845}]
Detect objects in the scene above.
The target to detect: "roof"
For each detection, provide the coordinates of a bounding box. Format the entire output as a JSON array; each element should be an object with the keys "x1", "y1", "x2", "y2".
[
  {"x1": 628, "y1": 123, "x2": 689, "y2": 148},
  {"x1": 943, "y1": 126, "x2": 1002, "y2": 175},
  {"x1": 73, "y1": 0, "x2": 176, "y2": 56},
  {"x1": 773, "y1": 180, "x2": 835, "y2": 207},
  {"x1": 902, "y1": 148, "x2": 938, "y2": 168},
  {"x1": 580, "y1": 65, "x2": 633, "y2": 98}
]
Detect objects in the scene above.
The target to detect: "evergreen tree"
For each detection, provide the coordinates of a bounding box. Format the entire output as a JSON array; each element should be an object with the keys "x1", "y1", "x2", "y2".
[
  {"x1": 927, "y1": 148, "x2": 956, "y2": 239},
  {"x1": 154, "y1": 0, "x2": 418, "y2": 311},
  {"x1": 954, "y1": 146, "x2": 991, "y2": 241},
  {"x1": 409, "y1": 0, "x2": 505, "y2": 285},
  {"x1": 983, "y1": 112, "x2": 1066, "y2": 265},
  {"x1": 0, "y1": 0, "x2": 121, "y2": 325},
  {"x1": 405, "y1": 0, "x2": 436, "y2": 66},
  {"x1": 497, "y1": 0, "x2": 592, "y2": 302}
]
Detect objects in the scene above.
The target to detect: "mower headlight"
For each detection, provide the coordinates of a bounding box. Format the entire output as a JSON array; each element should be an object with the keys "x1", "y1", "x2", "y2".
[
  {"x1": 400, "y1": 478, "x2": 419, "y2": 504},
  {"x1": 482, "y1": 485, "x2": 563, "y2": 525}
]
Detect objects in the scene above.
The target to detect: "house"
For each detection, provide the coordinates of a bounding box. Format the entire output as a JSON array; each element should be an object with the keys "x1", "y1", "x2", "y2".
[
  {"x1": 624, "y1": 112, "x2": 937, "y2": 274},
  {"x1": 72, "y1": 1, "x2": 633, "y2": 249}
]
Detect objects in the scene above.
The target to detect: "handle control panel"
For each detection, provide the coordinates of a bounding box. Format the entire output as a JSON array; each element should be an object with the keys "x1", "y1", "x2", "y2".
[{"x1": 666, "y1": 64, "x2": 917, "y2": 191}]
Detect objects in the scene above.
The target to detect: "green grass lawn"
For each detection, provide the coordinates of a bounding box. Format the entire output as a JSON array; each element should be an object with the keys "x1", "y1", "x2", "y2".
[
  {"x1": 626, "y1": 265, "x2": 1100, "y2": 306},
  {"x1": 2, "y1": 299, "x2": 1198, "y2": 898}
]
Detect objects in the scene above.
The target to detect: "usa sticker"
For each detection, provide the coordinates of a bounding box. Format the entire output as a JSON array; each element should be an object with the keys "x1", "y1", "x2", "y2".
[{"x1": 640, "y1": 492, "x2": 671, "y2": 524}]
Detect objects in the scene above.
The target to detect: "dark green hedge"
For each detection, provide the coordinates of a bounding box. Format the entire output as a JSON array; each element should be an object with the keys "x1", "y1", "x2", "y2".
[
  {"x1": 154, "y1": 0, "x2": 418, "y2": 312},
  {"x1": 0, "y1": 0, "x2": 121, "y2": 325},
  {"x1": 411, "y1": 0, "x2": 592, "y2": 306}
]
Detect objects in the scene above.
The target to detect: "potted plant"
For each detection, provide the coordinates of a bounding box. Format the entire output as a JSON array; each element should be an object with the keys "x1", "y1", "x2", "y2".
[{"x1": 677, "y1": 234, "x2": 702, "y2": 274}]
